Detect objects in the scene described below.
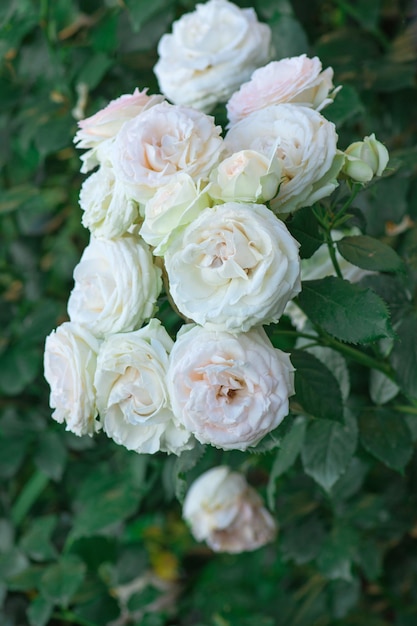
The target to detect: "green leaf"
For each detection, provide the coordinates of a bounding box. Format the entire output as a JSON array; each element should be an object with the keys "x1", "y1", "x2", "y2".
[
  {"x1": 390, "y1": 311, "x2": 417, "y2": 399},
  {"x1": 40, "y1": 555, "x2": 86, "y2": 608},
  {"x1": 359, "y1": 408, "x2": 413, "y2": 472},
  {"x1": 70, "y1": 475, "x2": 140, "y2": 540},
  {"x1": 0, "y1": 185, "x2": 38, "y2": 214},
  {"x1": 27, "y1": 595, "x2": 54, "y2": 626},
  {"x1": 125, "y1": 0, "x2": 173, "y2": 32},
  {"x1": 267, "y1": 416, "x2": 307, "y2": 509},
  {"x1": 0, "y1": 518, "x2": 14, "y2": 552},
  {"x1": 269, "y1": 14, "x2": 309, "y2": 58},
  {"x1": 301, "y1": 415, "x2": 358, "y2": 491},
  {"x1": 304, "y1": 346, "x2": 350, "y2": 401},
  {"x1": 0, "y1": 548, "x2": 29, "y2": 581},
  {"x1": 329, "y1": 578, "x2": 360, "y2": 619},
  {"x1": 0, "y1": 436, "x2": 29, "y2": 478},
  {"x1": 297, "y1": 277, "x2": 394, "y2": 344},
  {"x1": 369, "y1": 369, "x2": 399, "y2": 405},
  {"x1": 317, "y1": 525, "x2": 359, "y2": 581},
  {"x1": 76, "y1": 53, "x2": 114, "y2": 90},
  {"x1": 34, "y1": 431, "x2": 67, "y2": 481},
  {"x1": 281, "y1": 514, "x2": 325, "y2": 565},
  {"x1": 324, "y1": 84, "x2": 364, "y2": 126},
  {"x1": 20, "y1": 516, "x2": 57, "y2": 562},
  {"x1": 286, "y1": 206, "x2": 325, "y2": 258},
  {"x1": 337, "y1": 235, "x2": 404, "y2": 272},
  {"x1": 292, "y1": 350, "x2": 344, "y2": 421},
  {"x1": 0, "y1": 344, "x2": 41, "y2": 395}
]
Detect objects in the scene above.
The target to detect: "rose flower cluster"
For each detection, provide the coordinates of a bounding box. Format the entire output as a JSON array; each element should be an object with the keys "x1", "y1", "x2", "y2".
[{"x1": 44, "y1": 0, "x2": 389, "y2": 554}]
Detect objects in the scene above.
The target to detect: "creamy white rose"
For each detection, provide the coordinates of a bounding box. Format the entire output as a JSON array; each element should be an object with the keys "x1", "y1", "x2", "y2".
[
  {"x1": 94, "y1": 319, "x2": 193, "y2": 455},
  {"x1": 225, "y1": 104, "x2": 343, "y2": 215},
  {"x1": 67, "y1": 233, "x2": 162, "y2": 338},
  {"x1": 167, "y1": 325, "x2": 294, "y2": 450},
  {"x1": 154, "y1": 0, "x2": 273, "y2": 112},
  {"x1": 183, "y1": 466, "x2": 277, "y2": 553},
  {"x1": 44, "y1": 322, "x2": 100, "y2": 436},
  {"x1": 208, "y1": 149, "x2": 282, "y2": 203},
  {"x1": 164, "y1": 202, "x2": 301, "y2": 332},
  {"x1": 80, "y1": 166, "x2": 140, "y2": 238},
  {"x1": 74, "y1": 88, "x2": 164, "y2": 173},
  {"x1": 227, "y1": 55, "x2": 339, "y2": 125},
  {"x1": 111, "y1": 101, "x2": 223, "y2": 204},
  {"x1": 140, "y1": 173, "x2": 212, "y2": 255}
]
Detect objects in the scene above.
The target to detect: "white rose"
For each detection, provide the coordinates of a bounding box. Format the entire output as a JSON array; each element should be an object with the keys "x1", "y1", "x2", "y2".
[
  {"x1": 208, "y1": 149, "x2": 282, "y2": 203},
  {"x1": 154, "y1": 0, "x2": 273, "y2": 112},
  {"x1": 164, "y1": 202, "x2": 301, "y2": 332},
  {"x1": 183, "y1": 466, "x2": 277, "y2": 553},
  {"x1": 225, "y1": 104, "x2": 343, "y2": 215},
  {"x1": 80, "y1": 166, "x2": 140, "y2": 238},
  {"x1": 167, "y1": 325, "x2": 294, "y2": 451},
  {"x1": 44, "y1": 322, "x2": 100, "y2": 436},
  {"x1": 67, "y1": 233, "x2": 162, "y2": 338},
  {"x1": 139, "y1": 173, "x2": 212, "y2": 255},
  {"x1": 111, "y1": 101, "x2": 223, "y2": 204},
  {"x1": 74, "y1": 88, "x2": 164, "y2": 173},
  {"x1": 94, "y1": 319, "x2": 193, "y2": 455},
  {"x1": 226, "y1": 55, "x2": 339, "y2": 126}
]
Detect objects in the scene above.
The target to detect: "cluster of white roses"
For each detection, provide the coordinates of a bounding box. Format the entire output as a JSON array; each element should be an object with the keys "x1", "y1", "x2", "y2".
[{"x1": 44, "y1": 0, "x2": 389, "y2": 554}]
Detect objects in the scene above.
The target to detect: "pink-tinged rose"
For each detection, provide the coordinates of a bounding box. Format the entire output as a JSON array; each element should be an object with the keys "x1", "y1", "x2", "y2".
[
  {"x1": 227, "y1": 55, "x2": 339, "y2": 126},
  {"x1": 67, "y1": 233, "x2": 162, "y2": 338},
  {"x1": 225, "y1": 104, "x2": 343, "y2": 215},
  {"x1": 111, "y1": 102, "x2": 223, "y2": 204},
  {"x1": 164, "y1": 202, "x2": 301, "y2": 332},
  {"x1": 94, "y1": 319, "x2": 193, "y2": 455},
  {"x1": 80, "y1": 166, "x2": 140, "y2": 238},
  {"x1": 44, "y1": 322, "x2": 100, "y2": 437},
  {"x1": 154, "y1": 0, "x2": 273, "y2": 112},
  {"x1": 183, "y1": 466, "x2": 277, "y2": 553},
  {"x1": 167, "y1": 325, "x2": 294, "y2": 451},
  {"x1": 74, "y1": 88, "x2": 165, "y2": 173}
]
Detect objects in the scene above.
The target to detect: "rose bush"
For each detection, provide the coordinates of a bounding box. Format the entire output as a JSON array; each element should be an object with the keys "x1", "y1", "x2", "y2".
[
  {"x1": 183, "y1": 466, "x2": 277, "y2": 553},
  {"x1": 167, "y1": 325, "x2": 294, "y2": 450},
  {"x1": 226, "y1": 55, "x2": 339, "y2": 125},
  {"x1": 154, "y1": 0, "x2": 273, "y2": 112},
  {"x1": 67, "y1": 233, "x2": 162, "y2": 338},
  {"x1": 94, "y1": 319, "x2": 193, "y2": 455},
  {"x1": 43, "y1": 322, "x2": 100, "y2": 436},
  {"x1": 224, "y1": 103, "x2": 343, "y2": 215},
  {"x1": 164, "y1": 201, "x2": 301, "y2": 332}
]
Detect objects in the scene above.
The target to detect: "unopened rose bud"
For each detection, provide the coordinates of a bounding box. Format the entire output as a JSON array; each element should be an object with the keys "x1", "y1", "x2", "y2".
[
  {"x1": 343, "y1": 134, "x2": 389, "y2": 182},
  {"x1": 183, "y1": 466, "x2": 277, "y2": 553}
]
